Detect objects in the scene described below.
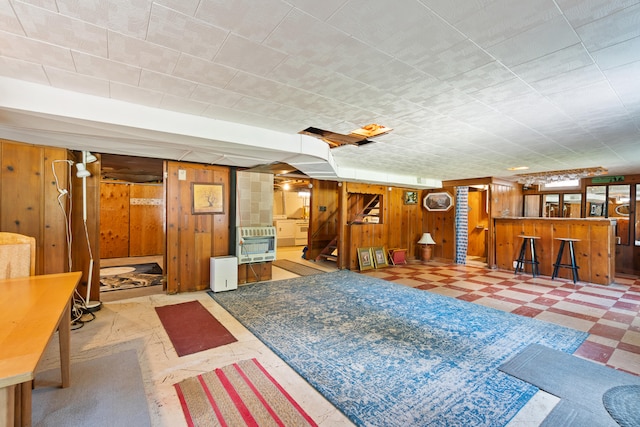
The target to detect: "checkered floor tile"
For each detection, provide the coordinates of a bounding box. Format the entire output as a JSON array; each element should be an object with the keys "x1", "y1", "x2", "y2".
[{"x1": 361, "y1": 261, "x2": 640, "y2": 376}]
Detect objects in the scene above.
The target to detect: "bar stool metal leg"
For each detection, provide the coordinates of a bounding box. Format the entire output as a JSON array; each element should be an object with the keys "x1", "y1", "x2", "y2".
[
  {"x1": 552, "y1": 240, "x2": 565, "y2": 280},
  {"x1": 529, "y1": 237, "x2": 539, "y2": 277},
  {"x1": 515, "y1": 240, "x2": 526, "y2": 274},
  {"x1": 568, "y1": 241, "x2": 580, "y2": 283}
]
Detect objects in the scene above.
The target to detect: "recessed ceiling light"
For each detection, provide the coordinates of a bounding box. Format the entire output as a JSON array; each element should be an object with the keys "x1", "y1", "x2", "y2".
[{"x1": 508, "y1": 166, "x2": 529, "y2": 171}]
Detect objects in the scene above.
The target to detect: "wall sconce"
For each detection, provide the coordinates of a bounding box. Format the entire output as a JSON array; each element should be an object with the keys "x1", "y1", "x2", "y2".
[{"x1": 417, "y1": 232, "x2": 436, "y2": 262}]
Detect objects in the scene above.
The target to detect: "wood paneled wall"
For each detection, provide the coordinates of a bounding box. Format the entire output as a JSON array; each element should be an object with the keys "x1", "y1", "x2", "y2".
[
  {"x1": 306, "y1": 181, "x2": 425, "y2": 269},
  {"x1": 0, "y1": 140, "x2": 71, "y2": 274},
  {"x1": 423, "y1": 179, "x2": 522, "y2": 265},
  {"x1": 307, "y1": 179, "x2": 339, "y2": 262},
  {"x1": 100, "y1": 183, "x2": 130, "y2": 258},
  {"x1": 165, "y1": 161, "x2": 230, "y2": 293},
  {"x1": 100, "y1": 182, "x2": 164, "y2": 258},
  {"x1": 422, "y1": 187, "x2": 456, "y2": 262}
]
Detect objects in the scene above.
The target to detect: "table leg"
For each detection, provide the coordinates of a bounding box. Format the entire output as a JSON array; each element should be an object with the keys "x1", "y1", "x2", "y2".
[
  {"x1": 18, "y1": 382, "x2": 30, "y2": 427},
  {"x1": 0, "y1": 385, "x2": 15, "y2": 426},
  {"x1": 59, "y1": 299, "x2": 71, "y2": 388}
]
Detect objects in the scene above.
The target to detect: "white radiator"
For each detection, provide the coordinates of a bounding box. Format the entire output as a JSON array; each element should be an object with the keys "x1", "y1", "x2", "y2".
[{"x1": 236, "y1": 226, "x2": 277, "y2": 264}]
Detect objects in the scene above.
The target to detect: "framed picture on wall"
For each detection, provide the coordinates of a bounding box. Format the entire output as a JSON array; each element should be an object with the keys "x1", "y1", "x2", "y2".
[
  {"x1": 404, "y1": 191, "x2": 418, "y2": 205},
  {"x1": 357, "y1": 247, "x2": 374, "y2": 271},
  {"x1": 191, "y1": 183, "x2": 224, "y2": 214},
  {"x1": 423, "y1": 191, "x2": 454, "y2": 211},
  {"x1": 372, "y1": 246, "x2": 389, "y2": 268}
]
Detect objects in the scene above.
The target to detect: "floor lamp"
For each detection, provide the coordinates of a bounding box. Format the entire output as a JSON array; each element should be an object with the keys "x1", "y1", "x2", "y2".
[
  {"x1": 76, "y1": 151, "x2": 101, "y2": 312},
  {"x1": 417, "y1": 232, "x2": 436, "y2": 262}
]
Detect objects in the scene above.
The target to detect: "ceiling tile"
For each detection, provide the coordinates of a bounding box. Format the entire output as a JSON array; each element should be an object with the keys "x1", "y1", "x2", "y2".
[
  {"x1": 13, "y1": 1, "x2": 108, "y2": 56},
  {"x1": 72, "y1": 51, "x2": 141, "y2": 86},
  {"x1": 0, "y1": 56, "x2": 49, "y2": 84},
  {"x1": 575, "y1": 3, "x2": 640, "y2": 51},
  {"x1": 154, "y1": 0, "x2": 200, "y2": 16},
  {"x1": 171, "y1": 53, "x2": 237, "y2": 87},
  {"x1": 56, "y1": 0, "x2": 151, "y2": 38},
  {"x1": 446, "y1": 61, "x2": 515, "y2": 93},
  {"x1": 510, "y1": 43, "x2": 593, "y2": 83},
  {"x1": 109, "y1": 81, "x2": 163, "y2": 107},
  {"x1": 0, "y1": 0, "x2": 24, "y2": 34},
  {"x1": 329, "y1": 0, "x2": 465, "y2": 64},
  {"x1": 591, "y1": 36, "x2": 640, "y2": 69},
  {"x1": 529, "y1": 64, "x2": 605, "y2": 96},
  {"x1": 421, "y1": 0, "x2": 495, "y2": 24},
  {"x1": 195, "y1": 0, "x2": 292, "y2": 42},
  {"x1": 454, "y1": 0, "x2": 560, "y2": 47},
  {"x1": 0, "y1": 30, "x2": 76, "y2": 71},
  {"x1": 190, "y1": 84, "x2": 244, "y2": 108},
  {"x1": 264, "y1": 8, "x2": 347, "y2": 60},
  {"x1": 286, "y1": 0, "x2": 348, "y2": 21},
  {"x1": 147, "y1": 3, "x2": 227, "y2": 60},
  {"x1": 412, "y1": 39, "x2": 494, "y2": 80},
  {"x1": 107, "y1": 31, "x2": 180, "y2": 74},
  {"x1": 159, "y1": 93, "x2": 208, "y2": 115},
  {"x1": 214, "y1": 33, "x2": 287, "y2": 76},
  {"x1": 139, "y1": 69, "x2": 196, "y2": 97},
  {"x1": 487, "y1": 15, "x2": 580, "y2": 67},
  {"x1": 44, "y1": 65, "x2": 110, "y2": 96},
  {"x1": 556, "y1": 0, "x2": 640, "y2": 27}
]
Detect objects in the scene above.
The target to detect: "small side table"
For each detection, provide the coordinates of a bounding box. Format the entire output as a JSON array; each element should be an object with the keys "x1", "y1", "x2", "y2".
[{"x1": 388, "y1": 248, "x2": 408, "y2": 265}]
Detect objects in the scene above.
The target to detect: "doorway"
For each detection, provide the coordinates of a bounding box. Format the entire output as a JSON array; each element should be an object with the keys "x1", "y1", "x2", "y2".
[
  {"x1": 467, "y1": 186, "x2": 489, "y2": 265},
  {"x1": 98, "y1": 154, "x2": 166, "y2": 301}
]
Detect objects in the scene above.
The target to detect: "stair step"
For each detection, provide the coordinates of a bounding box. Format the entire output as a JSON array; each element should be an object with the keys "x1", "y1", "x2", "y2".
[{"x1": 318, "y1": 254, "x2": 337, "y2": 262}]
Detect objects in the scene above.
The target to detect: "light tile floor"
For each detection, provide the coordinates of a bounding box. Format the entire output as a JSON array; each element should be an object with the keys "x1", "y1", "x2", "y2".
[{"x1": 37, "y1": 249, "x2": 639, "y2": 426}]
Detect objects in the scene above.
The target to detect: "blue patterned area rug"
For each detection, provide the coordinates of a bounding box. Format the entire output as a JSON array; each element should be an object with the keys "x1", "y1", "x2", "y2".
[{"x1": 210, "y1": 270, "x2": 587, "y2": 427}]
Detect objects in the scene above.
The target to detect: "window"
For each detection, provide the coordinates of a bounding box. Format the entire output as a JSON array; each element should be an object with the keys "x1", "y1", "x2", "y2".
[
  {"x1": 586, "y1": 186, "x2": 606, "y2": 217},
  {"x1": 562, "y1": 194, "x2": 582, "y2": 218},
  {"x1": 609, "y1": 185, "x2": 630, "y2": 245},
  {"x1": 543, "y1": 194, "x2": 560, "y2": 217}
]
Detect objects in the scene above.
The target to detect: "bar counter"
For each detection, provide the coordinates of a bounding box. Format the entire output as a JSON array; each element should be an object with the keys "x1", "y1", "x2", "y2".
[{"x1": 494, "y1": 217, "x2": 615, "y2": 285}]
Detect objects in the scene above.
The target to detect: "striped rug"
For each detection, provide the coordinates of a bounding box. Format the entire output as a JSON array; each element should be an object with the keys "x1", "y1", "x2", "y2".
[{"x1": 174, "y1": 358, "x2": 317, "y2": 427}]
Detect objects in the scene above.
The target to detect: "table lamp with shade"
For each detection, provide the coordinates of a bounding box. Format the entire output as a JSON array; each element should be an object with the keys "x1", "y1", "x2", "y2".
[{"x1": 417, "y1": 232, "x2": 436, "y2": 262}]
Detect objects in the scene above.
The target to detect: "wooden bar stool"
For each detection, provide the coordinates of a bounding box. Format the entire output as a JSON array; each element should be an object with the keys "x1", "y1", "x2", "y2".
[
  {"x1": 552, "y1": 238, "x2": 580, "y2": 284},
  {"x1": 515, "y1": 235, "x2": 540, "y2": 277}
]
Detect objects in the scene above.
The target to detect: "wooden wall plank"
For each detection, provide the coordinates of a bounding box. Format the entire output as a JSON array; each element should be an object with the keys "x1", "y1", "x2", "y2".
[
  {"x1": 43, "y1": 148, "x2": 70, "y2": 274},
  {"x1": 129, "y1": 184, "x2": 164, "y2": 257},
  {"x1": 0, "y1": 141, "x2": 70, "y2": 276},
  {"x1": 100, "y1": 183, "x2": 130, "y2": 258},
  {"x1": 165, "y1": 161, "x2": 230, "y2": 293}
]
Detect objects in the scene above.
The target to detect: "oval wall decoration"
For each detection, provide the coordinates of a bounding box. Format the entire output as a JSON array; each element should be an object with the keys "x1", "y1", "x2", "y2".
[{"x1": 424, "y1": 192, "x2": 454, "y2": 211}]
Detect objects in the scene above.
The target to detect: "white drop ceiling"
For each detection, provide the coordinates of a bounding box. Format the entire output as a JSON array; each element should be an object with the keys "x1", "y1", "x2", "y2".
[{"x1": 0, "y1": 0, "x2": 639, "y2": 187}]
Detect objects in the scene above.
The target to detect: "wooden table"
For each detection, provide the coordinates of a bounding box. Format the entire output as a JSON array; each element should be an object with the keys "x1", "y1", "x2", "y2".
[{"x1": 0, "y1": 271, "x2": 82, "y2": 427}]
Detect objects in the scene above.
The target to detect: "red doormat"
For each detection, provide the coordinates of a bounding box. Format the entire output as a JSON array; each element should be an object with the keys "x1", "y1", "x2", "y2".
[
  {"x1": 175, "y1": 358, "x2": 317, "y2": 426},
  {"x1": 155, "y1": 300, "x2": 237, "y2": 357}
]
